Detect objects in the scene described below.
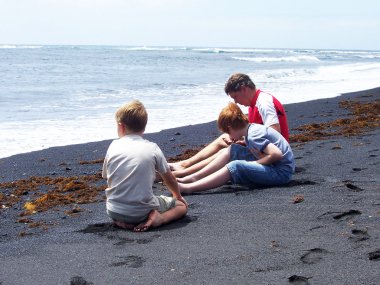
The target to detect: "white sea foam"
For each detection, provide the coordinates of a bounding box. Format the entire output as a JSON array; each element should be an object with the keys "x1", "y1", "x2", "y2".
[
  {"x1": 192, "y1": 47, "x2": 293, "y2": 54},
  {"x1": 0, "y1": 45, "x2": 42, "y2": 49},
  {"x1": 356, "y1": 54, "x2": 380, "y2": 59},
  {"x1": 117, "y1": 46, "x2": 177, "y2": 51},
  {"x1": 251, "y1": 62, "x2": 380, "y2": 105},
  {"x1": 318, "y1": 49, "x2": 380, "y2": 55},
  {"x1": 0, "y1": 45, "x2": 17, "y2": 49},
  {"x1": 232, "y1": 55, "x2": 320, "y2": 63},
  {"x1": 0, "y1": 83, "x2": 230, "y2": 158}
]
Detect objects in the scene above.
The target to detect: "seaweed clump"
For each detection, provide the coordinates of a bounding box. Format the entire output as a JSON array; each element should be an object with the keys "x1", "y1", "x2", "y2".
[
  {"x1": 167, "y1": 99, "x2": 380, "y2": 159},
  {"x1": 168, "y1": 146, "x2": 205, "y2": 163},
  {"x1": 79, "y1": 159, "x2": 104, "y2": 165},
  {"x1": 290, "y1": 99, "x2": 380, "y2": 143},
  {"x1": 0, "y1": 173, "x2": 106, "y2": 216}
]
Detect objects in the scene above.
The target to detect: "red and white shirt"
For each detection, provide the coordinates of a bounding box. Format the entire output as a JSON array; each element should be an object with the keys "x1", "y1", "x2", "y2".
[{"x1": 248, "y1": 89, "x2": 289, "y2": 141}]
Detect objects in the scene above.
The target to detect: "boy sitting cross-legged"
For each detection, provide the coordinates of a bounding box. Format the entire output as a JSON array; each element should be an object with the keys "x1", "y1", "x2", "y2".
[{"x1": 102, "y1": 100, "x2": 188, "y2": 232}]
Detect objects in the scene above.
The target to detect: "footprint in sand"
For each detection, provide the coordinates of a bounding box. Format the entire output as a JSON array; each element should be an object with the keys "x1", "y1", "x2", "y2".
[
  {"x1": 288, "y1": 275, "x2": 312, "y2": 284},
  {"x1": 70, "y1": 276, "x2": 93, "y2": 285},
  {"x1": 300, "y1": 248, "x2": 329, "y2": 264},
  {"x1": 109, "y1": 255, "x2": 146, "y2": 268},
  {"x1": 344, "y1": 182, "x2": 364, "y2": 192},
  {"x1": 349, "y1": 229, "x2": 370, "y2": 242},
  {"x1": 287, "y1": 179, "x2": 317, "y2": 187},
  {"x1": 352, "y1": 167, "x2": 367, "y2": 172},
  {"x1": 333, "y1": 210, "x2": 362, "y2": 220},
  {"x1": 318, "y1": 210, "x2": 362, "y2": 220},
  {"x1": 368, "y1": 250, "x2": 380, "y2": 261}
]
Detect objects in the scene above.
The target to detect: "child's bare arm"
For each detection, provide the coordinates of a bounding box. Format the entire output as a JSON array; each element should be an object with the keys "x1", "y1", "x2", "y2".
[
  {"x1": 161, "y1": 170, "x2": 188, "y2": 208},
  {"x1": 251, "y1": 143, "x2": 283, "y2": 165}
]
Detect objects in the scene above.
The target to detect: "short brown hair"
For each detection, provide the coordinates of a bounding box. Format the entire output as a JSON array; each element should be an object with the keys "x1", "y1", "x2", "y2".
[
  {"x1": 224, "y1": 73, "x2": 256, "y2": 94},
  {"x1": 115, "y1": 100, "x2": 148, "y2": 133},
  {"x1": 217, "y1": 102, "x2": 249, "y2": 133}
]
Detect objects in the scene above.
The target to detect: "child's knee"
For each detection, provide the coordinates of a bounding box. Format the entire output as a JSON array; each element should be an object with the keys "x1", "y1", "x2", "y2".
[
  {"x1": 175, "y1": 200, "x2": 188, "y2": 214},
  {"x1": 217, "y1": 134, "x2": 230, "y2": 147},
  {"x1": 217, "y1": 146, "x2": 231, "y2": 159}
]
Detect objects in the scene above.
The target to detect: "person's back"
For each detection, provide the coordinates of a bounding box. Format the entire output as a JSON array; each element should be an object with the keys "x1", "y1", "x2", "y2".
[
  {"x1": 103, "y1": 100, "x2": 187, "y2": 232},
  {"x1": 249, "y1": 89, "x2": 289, "y2": 141},
  {"x1": 104, "y1": 134, "x2": 167, "y2": 219}
]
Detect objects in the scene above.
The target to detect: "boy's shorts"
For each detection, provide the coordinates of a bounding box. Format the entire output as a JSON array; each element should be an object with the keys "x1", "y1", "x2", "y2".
[
  {"x1": 227, "y1": 144, "x2": 292, "y2": 187},
  {"x1": 229, "y1": 143, "x2": 256, "y2": 161},
  {"x1": 107, "y1": 195, "x2": 177, "y2": 224},
  {"x1": 156, "y1": 195, "x2": 177, "y2": 213}
]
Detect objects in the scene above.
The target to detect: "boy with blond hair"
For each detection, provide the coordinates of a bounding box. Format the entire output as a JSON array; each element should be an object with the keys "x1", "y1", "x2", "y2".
[
  {"x1": 102, "y1": 100, "x2": 187, "y2": 231},
  {"x1": 178, "y1": 102, "x2": 295, "y2": 194}
]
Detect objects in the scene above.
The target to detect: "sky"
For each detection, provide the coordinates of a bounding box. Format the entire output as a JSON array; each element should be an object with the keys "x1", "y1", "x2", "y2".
[{"x1": 0, "y1": 0, "x2": 379, "y2": 50}]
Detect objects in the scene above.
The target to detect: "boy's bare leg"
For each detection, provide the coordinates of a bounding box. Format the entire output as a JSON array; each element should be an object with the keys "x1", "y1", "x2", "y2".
[
  {"x1": 178, "y1": 166, "x2": 231, "y2": 194},
  {"x1": 178, "y1": 147, "x2": 231, "y2": 184},
  {"x1": 169, "y1": 134, "x2": 231, "y2": 171},
  {"x1": 173, "y1": 152, "x2": 219, "y2": 178},
  {"x1": 134, "y1": 200, "x2": 187, "y2": 232}
]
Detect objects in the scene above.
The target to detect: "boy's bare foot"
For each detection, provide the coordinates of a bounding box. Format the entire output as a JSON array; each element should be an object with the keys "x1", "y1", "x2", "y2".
[
  {"x1": 168, "y1": 162, "x2": 185, "y2": 172},
  {"x1": 134, "y1": 210, "x2": 164, "y2": 232},
  {"x1": 177, "y1": 175, "x2": 197, "y2": 184},
  {"x1": 113, "y1": 220, "x2": 135, "y2": 230},
  {"x1": 178, "y1": 182, "x2": 192, "y2": 195}
]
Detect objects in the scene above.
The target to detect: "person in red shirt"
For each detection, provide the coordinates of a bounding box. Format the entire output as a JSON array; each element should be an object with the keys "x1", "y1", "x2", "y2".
[
  {"x1": 226, "y1": 73, "x2": 289, "y2": 141},
  {"x1": 170, "y1": 73, "x2": 289, "y2": 178}
]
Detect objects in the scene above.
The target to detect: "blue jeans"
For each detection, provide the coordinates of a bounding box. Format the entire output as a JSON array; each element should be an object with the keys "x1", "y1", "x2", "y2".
[{"x1": 227, "y1": 144, "x2": 292, "y2": 187}]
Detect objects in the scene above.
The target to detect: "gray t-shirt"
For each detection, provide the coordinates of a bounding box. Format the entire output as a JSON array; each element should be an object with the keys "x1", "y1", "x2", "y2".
[
  {"x1": 102, "y1": 134, "x2": 169, "y2": 217},
  {"x1": 245, "y1": 124, "x2": 295, "y2": 172}
]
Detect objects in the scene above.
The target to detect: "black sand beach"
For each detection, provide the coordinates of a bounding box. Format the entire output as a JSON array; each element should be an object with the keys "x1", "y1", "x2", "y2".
[{"x1": 1, "y1": 88, "x2": 379, "y2": 285}]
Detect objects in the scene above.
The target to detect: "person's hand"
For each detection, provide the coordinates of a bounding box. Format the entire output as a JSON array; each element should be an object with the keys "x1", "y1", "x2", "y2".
[
  {"x1": 222, "y1": 136, "x2": 234, "y2": 145},
  {"x1": 249, "y1": 147, "x2": 266, "y2": 159},
  {"x1": 234, "y1": 139, "x2": 246, "y2": 146},
  {"x1": 222, "y1": 136, "x2": 246, "y2": 146}
]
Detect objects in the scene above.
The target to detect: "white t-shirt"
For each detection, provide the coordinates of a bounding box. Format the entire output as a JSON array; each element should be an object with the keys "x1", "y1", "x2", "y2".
[
  {"x1": 102, "y1": 134, "x2": 169, "y2": 217},
  {"x1": 255, "y1": 91, "x2": 280, "y2": 127}
]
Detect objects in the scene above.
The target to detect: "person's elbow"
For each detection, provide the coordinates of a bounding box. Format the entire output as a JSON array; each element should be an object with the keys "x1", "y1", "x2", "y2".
[{"x1": 270, "y1": 149, "x2": 283, "y2": 162}]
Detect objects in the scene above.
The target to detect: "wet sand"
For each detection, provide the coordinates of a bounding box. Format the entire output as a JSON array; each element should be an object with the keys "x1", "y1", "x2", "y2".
[{"x1": 0, "y1": 87, "x2": 379, "y2": 285}]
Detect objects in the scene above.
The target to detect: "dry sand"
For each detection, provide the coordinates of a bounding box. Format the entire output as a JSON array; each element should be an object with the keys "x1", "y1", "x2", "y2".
[{"x1": 0, "y1": 87, "x2": 379, "y2": 285}]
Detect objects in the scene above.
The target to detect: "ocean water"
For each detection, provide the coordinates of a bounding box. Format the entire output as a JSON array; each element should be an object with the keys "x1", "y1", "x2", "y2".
[{"x1": 1, "y1": 45, "x2": 379, "y2": 158}]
